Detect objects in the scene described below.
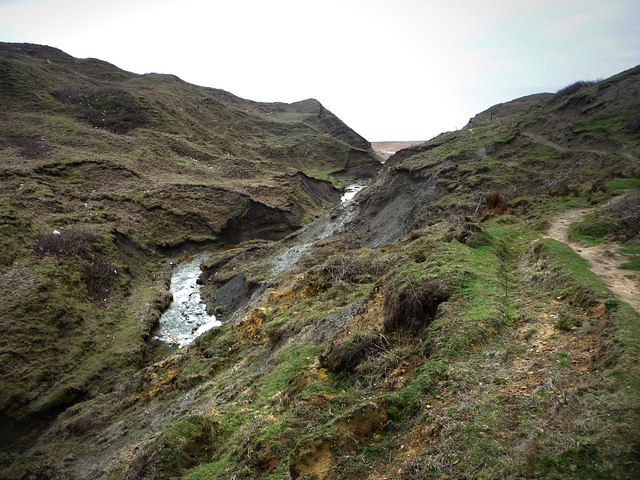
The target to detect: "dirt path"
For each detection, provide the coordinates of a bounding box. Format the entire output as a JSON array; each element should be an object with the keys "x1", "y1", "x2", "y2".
[
  {"x1": 544, "y1": 204, "x2": 640, "y2": 313},
  {"x1": 523, "y1": 131, "x2": 638, "y2": 162}
]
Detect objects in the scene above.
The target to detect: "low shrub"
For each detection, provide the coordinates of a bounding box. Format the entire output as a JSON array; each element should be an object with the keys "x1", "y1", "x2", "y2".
[
  {"x1": 318, "y1": 332, "x2": 387, "y2": 373},
  {"x1": 323, "y1": 250, "x2": 394, "y2": 284},
  {"x1": 622, "y1": 113, "x2": 640, "y2": 134},
  {"x1": 485, "y1": 192, "x2": 508, "y2": 215},
  {"x1": 51, "y1": 84, "x2": 149, "y2": 133},
  {"x1": 550, "y1": 81, "x2": 596, "y2": 103},
  {"x1": 81, "y1": 255, "x2": 117, "y2": 298},
  {"x1": 33, "y1": 228, "x2": 118, "y2": 299},
  {"x1": 571, "y1": 194, "x2": 640, "y2": 244},
  {"x1": 0, "y1": 135, "x2": 51, "y2": 158},
  {"x1": 33, "y1": 229, "x2": 97, "y2": 257},
  {"x1": 612, "y1": 194, "x2": 640, "y2": 239},
  {"x1": 125, "y1": 416, "x2": 221, "y2": 478},
  {"x1": 554, "y1": 312, "x2": 581, "y2": 331},
  {"x1": 452, "y1": 221, "x2": 491, "y2": 247}
]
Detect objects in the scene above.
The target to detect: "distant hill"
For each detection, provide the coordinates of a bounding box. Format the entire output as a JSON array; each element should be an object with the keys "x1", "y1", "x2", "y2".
[
  {"x1": 0, "y1": 42, "x2": 382, "y2": 248},
  {"x1": 358, "y1": 67, "x2": 640, "y2": 247}
]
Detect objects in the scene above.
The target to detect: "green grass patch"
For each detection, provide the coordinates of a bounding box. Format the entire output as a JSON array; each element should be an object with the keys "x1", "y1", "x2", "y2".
[
  {"x1": 574, "y1": 112, "x2": 626, "y2": 134},
  {"x1": 301, "y1": 166, "x2": 343, "y2": 187},
  {"x1": 539, "y1": 238, "x2": 611, "y2": 298},
  {"x1": 259, "y1": 344, "x2": 321, "y2": 401},
  {"x1": 427, "y1": 238, "x2": 512, "y2": 354},
  {"x1": 619, "y1": 242, "x2": 640, "y2": 270},
  {"x1": 385, "y1": 359, "x2": 447, "y2": 422},
  {"x1": 184, "y1": 455, "x2": 237, "y2": 480},
  {"x1": 604, "y1": 177, "x2": 640, "y2": 194},
  {"x1": 569, "y1": 216, "x2": 619, "y2": 245},
  {"x1": 620, "y1": 256, "x2": 640, "y2": 270},
  {"x1": 620, "y1": 244, "x2": 640, "y2": 255}
]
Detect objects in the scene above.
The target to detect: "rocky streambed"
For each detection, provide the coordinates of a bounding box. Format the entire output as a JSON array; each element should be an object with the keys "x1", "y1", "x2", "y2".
[
  {"x1": 271, "y1": 182, "x2": 367, "y2": 276},
  {"x1": 154, "y1": 253, "x2": 220, "y2": 347}
]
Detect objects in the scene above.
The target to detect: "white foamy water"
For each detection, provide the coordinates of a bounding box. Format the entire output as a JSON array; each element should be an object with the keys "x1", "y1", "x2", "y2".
[
  {"x1": 155, "y1": 253, "x2": 220, "y2": 347},
  {"x1": 341, "y1": 184, "x2": 366, "y2": 203}
]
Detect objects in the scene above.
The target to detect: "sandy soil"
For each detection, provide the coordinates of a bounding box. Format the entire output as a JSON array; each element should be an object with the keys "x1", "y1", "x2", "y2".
[
  {"x1": 544, "y1": 203, "x2": 639, "y2": 313},
  {"x1": 371, "y1": 141, "x2": 424, "y2": 161}
]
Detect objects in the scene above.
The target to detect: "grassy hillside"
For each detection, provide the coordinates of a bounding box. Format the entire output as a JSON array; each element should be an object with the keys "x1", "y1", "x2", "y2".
[
  {"x1": 0, "y1": 42, "x2": 381, "y2": 445},
  {"x1": 1, "y1": 45, "x2": 639, "y2": 480}
]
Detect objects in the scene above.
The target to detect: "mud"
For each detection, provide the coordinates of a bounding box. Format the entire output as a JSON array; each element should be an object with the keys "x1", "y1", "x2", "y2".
[
  {"x1": 208, "y1": 271, "x2": 260, "y2": 321},
  {"x1": 218, "y1": 199, "x2": 300, "y2": 245}
]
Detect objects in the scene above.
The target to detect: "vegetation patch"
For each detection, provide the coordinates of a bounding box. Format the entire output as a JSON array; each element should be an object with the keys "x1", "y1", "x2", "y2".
[
  {"x1": 620, "y1": 256, "x2": 640, "y2": 270},
  {"x1": 550, "y1": 80, "x2": 596, "y2": 103},
  {"x1": 0, "y1": 135, "x2": 51, "y2": 158},
  {"x1": 319, "y1": 332, "x2": 387, "y2": 374},
  {"x1": 2, "y1": 45, "x2": 640, "y2": 480},
  {"x1": 51, "y1": 84, "x2": 150, "y2": 133},
  {"x1": 569, "y1": 193, "x2": 640, "y2": 244},
  {"x1": 129, "y1": 416, "x2": 222, "y2": 478}
]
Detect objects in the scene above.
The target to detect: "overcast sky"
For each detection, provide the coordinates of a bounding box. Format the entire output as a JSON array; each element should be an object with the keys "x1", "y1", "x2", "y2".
[{"x1": 1, "y1": 0, "x2": 639, "y2": 140}]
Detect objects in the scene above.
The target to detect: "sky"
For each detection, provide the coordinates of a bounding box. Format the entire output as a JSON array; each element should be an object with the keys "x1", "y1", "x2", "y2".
[{"x1": 1, "y1": 0, "x2": 639, "y2": 141}]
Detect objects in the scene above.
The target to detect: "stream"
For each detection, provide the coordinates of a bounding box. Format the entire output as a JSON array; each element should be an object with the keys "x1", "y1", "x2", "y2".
[
  {"x1": 341, "y1": 184, "x2": 366, "y2": 203},
  {"x1": 156, "y1": 182, "x2": 368, "y2": 346},
  {"x1": 155, "y1": 253, "x2": 220, "y2": 347},
  {"x1": 271, "y1": 183, "x2": 366, "y2": 275}
]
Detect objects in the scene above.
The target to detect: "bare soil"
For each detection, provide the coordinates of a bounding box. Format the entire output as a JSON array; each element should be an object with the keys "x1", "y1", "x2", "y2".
[
  {"x1": 371, "y1": 141, "x2": 424, "y2": 161},
  {"x1": 544, "y1": 202, "x2": 640, "y2": 313}
]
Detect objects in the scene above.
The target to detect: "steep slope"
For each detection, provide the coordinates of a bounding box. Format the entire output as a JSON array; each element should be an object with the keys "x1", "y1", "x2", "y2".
[
  {"x1": 1, "y1": 50, "x2": 640, "y2": 480},
  {"x1": 354, "y1": 68, "x2": 639, "y2": 247},
  {"x1": 0, "y1": 42, "x2": 381, "y2": 447}
]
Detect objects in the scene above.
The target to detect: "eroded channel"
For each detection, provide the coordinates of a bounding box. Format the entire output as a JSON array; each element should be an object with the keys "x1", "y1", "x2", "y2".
[
  {"x1": 156, "y1": 182, "x2": 368, "y2": 345},
  {"x1": 155, "y1": 253, "x2": 220, "y2": 347}
]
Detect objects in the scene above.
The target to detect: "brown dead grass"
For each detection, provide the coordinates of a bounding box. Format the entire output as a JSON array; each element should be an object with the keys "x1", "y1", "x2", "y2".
[
  {"x1": 496, "y1": 300, "x2": 608, "y2": 401},
  {"x1": 346, "y1": 282, "x2": 385, "y2": 336},
  {"x1": 360, "y1": 295, "x2": 611, "y2": 480},
  {"x1": 129, "y1": 355, "x2": 183, "y2": 402}
]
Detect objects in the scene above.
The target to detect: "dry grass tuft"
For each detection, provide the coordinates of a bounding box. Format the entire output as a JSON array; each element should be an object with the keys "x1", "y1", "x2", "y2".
[{"x1": 33, "y1": 229, "x2": 97, "y2": 257}]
